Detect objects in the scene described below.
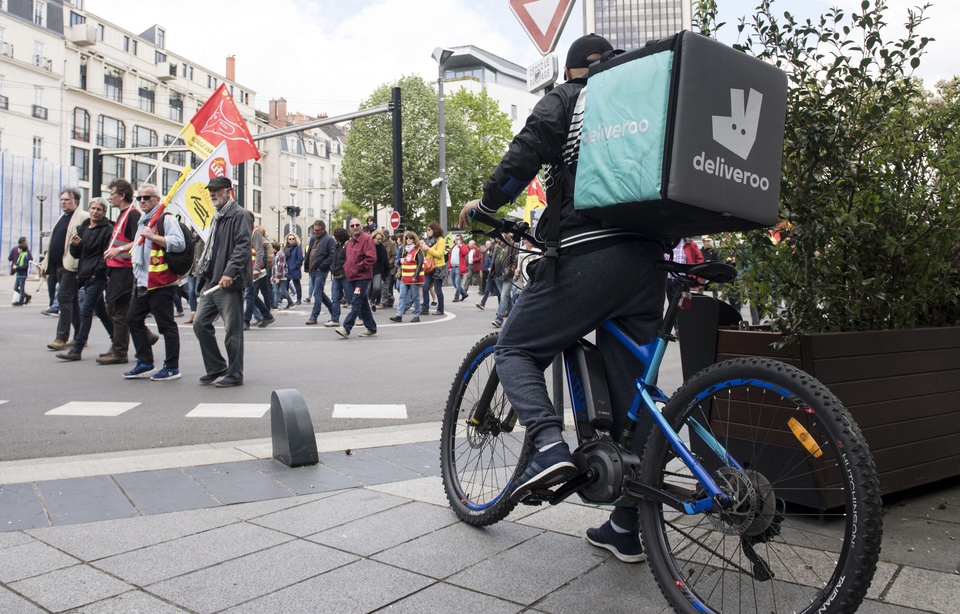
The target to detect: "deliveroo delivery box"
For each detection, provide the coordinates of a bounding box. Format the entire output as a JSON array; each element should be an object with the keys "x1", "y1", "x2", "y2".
[{"x1": 574, "y1": 31, "x2": 787, "y2": 241}]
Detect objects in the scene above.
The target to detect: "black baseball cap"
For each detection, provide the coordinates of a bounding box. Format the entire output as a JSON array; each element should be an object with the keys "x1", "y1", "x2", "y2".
[
  {"x1": 205, "y1": 176, "x2": 232, "y2": 190},
  {"x1": 565, "y1": 33, "x2": 614, "y2": 70}
]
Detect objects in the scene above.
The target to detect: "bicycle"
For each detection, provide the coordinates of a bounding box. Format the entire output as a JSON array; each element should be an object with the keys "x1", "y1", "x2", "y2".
[{"x1": 440, "y1": 213, "x2": 882, "y2": 614}]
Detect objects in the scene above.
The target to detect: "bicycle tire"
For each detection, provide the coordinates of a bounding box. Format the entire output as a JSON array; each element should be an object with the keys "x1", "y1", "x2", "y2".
[
  {"x1": 440, "y1": 332, "x2": 532, "y2": 526},
  {"x1": 640, "y1": 357, "x2": 882, "y2": 614}
]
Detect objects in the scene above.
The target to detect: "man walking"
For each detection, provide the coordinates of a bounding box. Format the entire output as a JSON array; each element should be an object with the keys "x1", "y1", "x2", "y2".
[
  {"x1": 45, "y1": 189, "x2": 88, "y2": 351},
  {"x1": 243, "y1": 213, "x2": 274, "y2": 330},
  {"x1": 335, "y1": 218, "x2": 377, "y2": 338},
  {"x1": 98, "y1": 179, "x2": 142, "y2": 364},
  {"x1": 192, "y1": 176, "x2": 252, "y2": 388},
  {"x1": 305, "y1": 220, "x2": 334, "y2": 325},
  {"x1": 123, "y1": 184, "x2": 185, "y2": 381}
]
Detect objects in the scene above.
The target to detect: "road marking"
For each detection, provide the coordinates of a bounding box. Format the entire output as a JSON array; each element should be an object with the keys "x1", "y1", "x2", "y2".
[
  {"x1": 46, "y1": 402, "x2": 140, "y2": 417},
  {"x1": 186, "y1": 403, "x2": 270, "y2": 419},
  {"x1": 0, "y1": 400, "x2": 7, "y2": 405},
  {"x1": 332, "y1": 404, "x2": 407, "y2": 419}
]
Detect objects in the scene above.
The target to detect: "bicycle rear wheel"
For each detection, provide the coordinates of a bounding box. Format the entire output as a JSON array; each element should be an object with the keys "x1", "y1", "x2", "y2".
[
  {"x1": 640, "y1": 357, "x2": 882, "y2": 614},
  {"x1": 440, "y1": 332, "x2": 531, "y2": 526}
]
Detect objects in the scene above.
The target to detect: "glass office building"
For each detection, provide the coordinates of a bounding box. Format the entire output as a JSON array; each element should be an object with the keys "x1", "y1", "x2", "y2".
[{"x1": 583, "y1": 0, "x2": 693, "y2": 50}]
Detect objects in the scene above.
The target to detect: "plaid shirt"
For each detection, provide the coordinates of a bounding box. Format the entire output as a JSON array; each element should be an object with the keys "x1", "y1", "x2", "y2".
[{"x1": 272, "y1": 250, "x2": 288, "y2": 280}]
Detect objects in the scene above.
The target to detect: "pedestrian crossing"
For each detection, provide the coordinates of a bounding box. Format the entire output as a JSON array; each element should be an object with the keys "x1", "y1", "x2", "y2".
[{"x1": 36, "y1": 402, "x2": 409, "y2": 419}]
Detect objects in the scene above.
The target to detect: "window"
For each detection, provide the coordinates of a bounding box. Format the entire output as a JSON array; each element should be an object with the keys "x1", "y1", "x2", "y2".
[
  {"x1": 207, "y1": 75, "x2": 217, "y2": 89},
  {"x1": 32, "y1": 137, "x2": 42, "y2": 159},
  {"x1": 252, "y1": 190, "x2": 261, "y2": 214},
  {"x1": 34, "y1": 1, "x2": 46, "y2": 27},
  {"x1": 164, "y1": 135, "x2": 185, "y2": 166},
  {"x1": 122, "y1": 36, "x2": 129, "y2": 52},
  {"x1": 132, "y1": 125, "x2": 157, "y2": 158},
  {"x1": 156, "y1": 28, "x2": 165, "y2": 49},
  {"x1": 79, "y1": 57, "x2": 86, "y2": 89},
  {"x1": 131, "y1": 161, "x2": 152, "y2": 186},
  {"x1": 289, "y1": 162, "x2": 297, "y2": 186},
  {"x1": 97, "y1": 23, "x2": 104, "y2": 41},
  {"x1": 155, "y1": 51, "x2": 166, "y2": 64},
  {"x1": 138, "y1": 83, "x2": 155, "y2": 113},
  {"x1": 34, "y1": 86, "x2": 42, "y2": 106},
  {"x1": 73, "y1": 108, "x2": 89, "y2": 141},
  {"x1": 511, "y1": 105, "x2": 518, "y2": 120},
  {"x1": 252, "y1": 163, "x2": 261, "y2": 186},
  {"x1": 289, "y1": 193, "x2": 296, "y2": 208},
  {"x1": 168, "y1": 91, "x2": 183, "y2": 122},
  {"x1": 71, "y1": 147, "x2": 89, "y2": 180},
  {"x1": 104, "y1": 68, "x2": 122, "y2": 102},
  {"x1": 69, "y1": 11, "x2": 84, "y2": 26},
  {"x1": 131, "y1": 39, "x2": 138, "y2": 56},
  {"x1": 102, "y1": 155, "x2": 124, "y2": 185},
  {"x1": 162, "y1": 168, "x2": 179, "y2": 194},
  {"x1": 180, "y1": 63, "x2": 187, "y2": 77},
  {"x1": 97, "y1": 115, "x2": 125, "y2": 148},
  {"x1": 33, "y1": 41, "x2": 44, "y2": 68}
]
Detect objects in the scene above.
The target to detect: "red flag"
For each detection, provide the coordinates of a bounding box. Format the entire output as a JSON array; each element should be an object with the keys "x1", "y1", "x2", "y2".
[{"x1": 183, "y1": 84, "x2": 260, "y2": 163}]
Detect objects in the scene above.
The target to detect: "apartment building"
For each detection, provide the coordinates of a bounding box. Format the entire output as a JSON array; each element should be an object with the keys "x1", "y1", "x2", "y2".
[{"x1": 583, "y1": 0, "x2": 693, "y2": 50}]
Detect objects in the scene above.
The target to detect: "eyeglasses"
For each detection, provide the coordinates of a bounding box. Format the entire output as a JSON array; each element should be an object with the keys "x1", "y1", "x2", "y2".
[
  {"x1": 349, "y1": 224, "x2": 361, "y2": 228},
  {"x1": 137, "y1": 195, "x2": 156, "y2": 202}
]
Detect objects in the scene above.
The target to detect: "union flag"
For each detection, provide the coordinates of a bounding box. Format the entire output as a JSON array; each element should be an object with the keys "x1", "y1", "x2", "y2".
[
  {"x1": 167, "y1": 142, "x2": 233, "y2": 243},
  {"x1": 524, "y1": 176, "x2": 547, "y2": 224},
  {"x1": 182, "y1": 84, "x2": 260, "y2": 163}
]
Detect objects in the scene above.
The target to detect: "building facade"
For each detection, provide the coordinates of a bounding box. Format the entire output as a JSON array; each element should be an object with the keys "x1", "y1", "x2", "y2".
[{"x1": 583, "y1": 0, "x2": 693, "y2": 50}]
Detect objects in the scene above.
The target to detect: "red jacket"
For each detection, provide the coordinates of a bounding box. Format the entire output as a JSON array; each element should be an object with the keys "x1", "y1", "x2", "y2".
[
  {"x1": 344, "y1": 231, "x2": 377, "y2": 281},
  {"x1": 683, "y1": 240, "x2": 704, "y2": 265},
  {"x1": 448, "y1": 242, "x2": 469, "y2": 275}
]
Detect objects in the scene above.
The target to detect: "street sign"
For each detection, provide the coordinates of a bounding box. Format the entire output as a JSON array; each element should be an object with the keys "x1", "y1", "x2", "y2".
[
  {"x1": 527, "y1": 53, "x2": 559, "y2": 93},
  {"x1": 389, "y1": 210, "x2": 401, "y2": 230},
  {"x1": 509, "y1": 0, "x2": 575, "y2": 56}
]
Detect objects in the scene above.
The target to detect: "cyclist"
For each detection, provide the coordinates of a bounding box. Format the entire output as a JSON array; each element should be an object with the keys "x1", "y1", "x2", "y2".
[{"x1": 459, "y1": 34, "x2": 666, "y2": 563}]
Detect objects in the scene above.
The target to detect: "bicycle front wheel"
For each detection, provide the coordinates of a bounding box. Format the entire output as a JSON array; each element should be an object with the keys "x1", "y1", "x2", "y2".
[
  {"x1": 640, "y1": 357, "x2": 882, "y2": 614},
  {"x1": 440, "y1": 332, "x2": 531, "y2": 526}
]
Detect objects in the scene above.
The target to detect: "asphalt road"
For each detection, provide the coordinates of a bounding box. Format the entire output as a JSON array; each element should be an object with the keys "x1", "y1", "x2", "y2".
[{"x1": 0, "y1": 281, "x2": 683, "y2": 462}]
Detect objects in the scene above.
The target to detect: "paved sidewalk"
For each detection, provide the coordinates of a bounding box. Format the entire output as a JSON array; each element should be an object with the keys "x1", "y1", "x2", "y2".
[{"x1": 0, "y1": 422, "x2": 959, "y2": 613}]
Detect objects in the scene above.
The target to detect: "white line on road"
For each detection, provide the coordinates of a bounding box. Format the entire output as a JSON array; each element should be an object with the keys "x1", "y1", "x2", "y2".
[
  {"x1": 46, "y1": 402, "x2": 140, "y2": 417},
  {"x1": 186, "y1": 403, "x2": 271, "y2": 419}
]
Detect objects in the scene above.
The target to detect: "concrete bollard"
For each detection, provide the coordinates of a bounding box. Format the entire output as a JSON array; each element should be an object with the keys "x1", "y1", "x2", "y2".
[{"x1": 270, "y1": 389, "x2": 319, "y2": 467}]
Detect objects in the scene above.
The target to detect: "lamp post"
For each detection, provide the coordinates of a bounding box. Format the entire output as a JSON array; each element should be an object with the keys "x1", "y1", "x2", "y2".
[
  {"x1": 269, "y1": 205, "x2": 281, "y2": 240},
  {"x1": 432, "y1": 46, "x2": 454, "y2": 232},
  {"x1": 36, "y1": 195, "x2": 47, "y2": 254}
]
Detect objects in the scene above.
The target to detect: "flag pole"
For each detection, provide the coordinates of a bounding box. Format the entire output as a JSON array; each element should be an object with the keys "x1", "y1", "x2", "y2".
[
  {"x1": 143, "y1": 124, "x2": 190, "y2": 186},
  {"x1": 138, "y1": 166, "x2": 191, "y2": 245}
]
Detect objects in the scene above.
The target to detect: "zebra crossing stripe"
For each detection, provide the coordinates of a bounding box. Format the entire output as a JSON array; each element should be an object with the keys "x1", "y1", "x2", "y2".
[
  {"x1": 186, "y1": 403, "x2": 271, "y2": 419},
  {"x1": 46, "y1": 402, "x2": 140, "y2": 417}
]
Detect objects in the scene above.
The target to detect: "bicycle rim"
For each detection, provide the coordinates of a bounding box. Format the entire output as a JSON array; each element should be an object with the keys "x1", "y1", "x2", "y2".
[
  {"x1": 440, "y1": 333, "x2": 530, "y2": 526},
  {"x1": 641, "y1": 358, "x2": 882, "y2": 614}
]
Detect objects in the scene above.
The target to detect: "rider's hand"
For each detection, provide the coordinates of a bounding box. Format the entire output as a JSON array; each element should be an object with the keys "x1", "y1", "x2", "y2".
[{"x1": 459, "y1": 199, "x2": 481, "y2": 230}]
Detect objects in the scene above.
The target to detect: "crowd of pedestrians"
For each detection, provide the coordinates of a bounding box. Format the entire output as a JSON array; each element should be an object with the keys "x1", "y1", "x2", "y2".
[{"x1": 24, "y1": 180, "x2": 534, "y2": 385}]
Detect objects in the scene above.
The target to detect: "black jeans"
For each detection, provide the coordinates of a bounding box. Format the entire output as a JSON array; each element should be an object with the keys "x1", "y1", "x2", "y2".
[
  {"x1": 127, "y1": 285, "x2": 179, "y2": 369},
  {"x1": 194, "y1": 285, "x2": 245, "y2": 380},
  {"x1": 55, "y1": 269, "x2": 81, "y2": 342}
]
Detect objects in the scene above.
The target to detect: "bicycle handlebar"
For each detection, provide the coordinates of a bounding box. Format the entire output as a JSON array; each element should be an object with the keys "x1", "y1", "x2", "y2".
[{"x1": 468, "y1": 209, "x2": 539, "y2": 248}]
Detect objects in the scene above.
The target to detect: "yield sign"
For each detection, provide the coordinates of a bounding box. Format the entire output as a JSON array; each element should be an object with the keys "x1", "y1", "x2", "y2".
[{"x1": 509, "y1": 0, "x2": 575, "y2": 56}]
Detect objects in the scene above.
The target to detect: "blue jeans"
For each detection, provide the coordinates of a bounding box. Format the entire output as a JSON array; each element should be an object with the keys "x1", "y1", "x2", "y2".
[
  {"x1": 13, "y1": 275, "x2": 28, "y2": 304},
  {"x1": 185, "y1": 275, "x2": 199, "y2": 313},
  {"x1": 450, "y1": 268, "x2": 466, "y2": 300},
  {"x1": 494, "y1": 277, "x2": 514, "y2": 323},
  {"x1": 343, "y1": 278, "x2": 375, "y2": 333},
  {"x1": 395, "y1": 283, "x2": 422, "y2": 317},
  {"x1": 309, "y1": 270, "x2": 333, "y2": 320},
  {"x1": 73, "y1": 277, "x2": 112, "y2": 351},
  {"x1": 244, "y1": 276, "x2": 272, "y2": 323},
  {"x1": 275, "y1": 279, "x2": 293, "y2": 307},
  {"x1": 329, "y1": 276, "x2": 346, "y2": 323}
]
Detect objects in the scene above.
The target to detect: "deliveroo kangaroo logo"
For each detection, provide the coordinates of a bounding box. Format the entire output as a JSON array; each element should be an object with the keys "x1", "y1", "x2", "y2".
[{"x1": 712, "y1": 88, "x2": 763, "y2": 160}]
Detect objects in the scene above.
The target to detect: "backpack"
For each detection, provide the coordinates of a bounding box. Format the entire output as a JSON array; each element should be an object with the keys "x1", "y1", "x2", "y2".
[
  {"x1": 159, "y1": 215, "x2": 196, "y2": 277},
  {"x1": 261, "y1": 234, "x2": 275, "y2": 270}
]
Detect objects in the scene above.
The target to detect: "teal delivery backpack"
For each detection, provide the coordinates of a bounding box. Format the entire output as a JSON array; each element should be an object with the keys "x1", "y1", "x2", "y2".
[{"x1": 574, "y1": 31, "x2": 788, "y2": 242}]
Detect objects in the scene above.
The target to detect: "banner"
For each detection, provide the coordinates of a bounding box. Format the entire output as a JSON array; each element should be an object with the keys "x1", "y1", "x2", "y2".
[
  {"x1": 524, "y1": 176, "x2": 546, "y2": 224},
  {"x1": 182, "y1": 84, "x2": 260, "y2": 163},
  {"x1": 167, "y1": 142, "x2": 233, "y2": 242}
]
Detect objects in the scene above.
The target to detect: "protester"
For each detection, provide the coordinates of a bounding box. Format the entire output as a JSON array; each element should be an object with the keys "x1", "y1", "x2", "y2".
[
  {"x1": 389, "y1": 230, "x2": 424, "y2": 323},
  {"x1": 123, "y1": 184, "x2": 186, "y2": 381},
  {"x1": 57, "y1": 198, "x2": 114, "y2": 361},
  {"x1": 283, "y1": 232, "x2": 304, "y2": 304},
  {"x1": 448, "y1": 234, "x2": 469, "y2": 302},
  {"x1": 243, "y1": 212, "x2": 274, "y2": 330},
  {"x1": 323, "y1": 227, "x2": 350, "y2": 327},
  {"x1": 420, "y1": 221, "x2": 446, "y2": 316},
  {"x1": 305, "y1": 220, "x2": 335, "y2": 325},
  {"x1": 7, "y1": 236, "x2": 30, "y2": 276},
  {"x1": 192, "y1": 176, "x2": 253, "y2": 388},
  {"x1": 99, "y1": 178, "x2": 143, "y2": 364},
  {"x1": 11, "y1": 240, "x2": 32, "y2": 306},
  {"x1": 335, "y1": 218, "x2": 377, "y2": 338},
  {"x1": 272, "y1": 241, "x2": 294, "y2": 309},
  {"x1": 44, "y1": 188, "x2": 88, "y2": 350}
]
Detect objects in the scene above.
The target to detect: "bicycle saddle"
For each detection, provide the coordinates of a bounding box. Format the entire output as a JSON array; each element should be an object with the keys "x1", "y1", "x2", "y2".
[{"x1": 656, "y1": 260, "x2": 737, "y2": 284}]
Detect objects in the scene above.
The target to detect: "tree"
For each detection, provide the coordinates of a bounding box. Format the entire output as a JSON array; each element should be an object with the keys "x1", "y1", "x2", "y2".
[
  {"x1": 696, "y1": 0, "x2": 960, "y2": 344},
  {"x1": 446, "y1": 87, "x2": 514, "y2": 208}
]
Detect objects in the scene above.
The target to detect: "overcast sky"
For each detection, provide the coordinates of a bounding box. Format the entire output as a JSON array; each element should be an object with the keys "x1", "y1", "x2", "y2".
[{"x1": 88, "y1": 0, "x2": 958, "y2": 119}]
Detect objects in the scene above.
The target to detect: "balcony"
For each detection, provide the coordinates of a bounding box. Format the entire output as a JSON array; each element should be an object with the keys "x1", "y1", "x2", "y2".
[
  {"x1": 33, "y1": 56, "x2": 53, "y2": 71},
  {"x1": 306, "y1": 178, "x2": 315, "y2": 188},
  {"x1": 32, "y1": 105, "x2": 48, "y2": 120},
  {"x1": 0, "y1": 43, "x2": 12, "y2": 58},
  {"x1": 157, "y1": 61, "x2": 176, "y2": 82},
  {"x1": 288, "y1": 178, "x2": 298, "y2": 188},
  {"x1": 0, "y1": 95, "x2": 7, "y2": 110},
  {"x1": 67, "y1": 25, "x2": 97, "y2": 47}
]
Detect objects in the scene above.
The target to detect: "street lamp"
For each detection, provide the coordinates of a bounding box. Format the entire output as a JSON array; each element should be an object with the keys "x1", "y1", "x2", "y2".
[
  {"x1": 432, "y1": 46, "x2": 454, "y2": 232},
  {"x1": 36, "y1": 195, "x2": 47, "y2": 254},
  {"x1": 269, "y1": 205, "x2": 282, "y2": 239}
]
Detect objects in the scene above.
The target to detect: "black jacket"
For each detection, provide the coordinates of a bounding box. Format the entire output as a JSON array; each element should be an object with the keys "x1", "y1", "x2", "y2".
[
  {"x1": 310, "y1": 231, "x2": 335, "y2": 272},
  {"x1": 331, "y1": 242, "x2": 347, "y2": 279},
  {"x1": 204, "y1": 200, "x2": 253, "y2": 290},
  {"x1": 478, "y1": 78, "x2": 638, "y2": 251},
  {"x1": 70, "y1": 218, "x2": 114, "y2": 282}
]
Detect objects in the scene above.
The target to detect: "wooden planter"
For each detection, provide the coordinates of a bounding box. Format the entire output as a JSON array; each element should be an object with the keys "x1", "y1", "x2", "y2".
[{"x1": 678, "y1": 295, "x2": 960, "y2": 509}]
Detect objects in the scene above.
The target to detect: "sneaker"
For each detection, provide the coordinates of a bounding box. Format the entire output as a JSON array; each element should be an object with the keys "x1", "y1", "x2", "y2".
[
  {"x1": 258, "y1": 316, "x2": 276, "y2": 328},
  {"x1": 41, "y1": 308, "x2": 59, "y2": 317},
  {"x1": 24, "y1": 295, "x2": 32, "y2": 305},
  {"x1": 334, "y1": 326, "x2": 349, "y2": 338},
  {"x1": 305, "y1": 319, "x2": 318, "y2": 325},
  {"x1": 510, "y1": 442, "x2": 577, "y2": 502},
  {"x1": 492, "y1": 320, "x2": 502, "y2": 328},
  {"x1": 359, "y1": 330, "x2": 376, "y2": 337},
  {"x1": 476, "y1": 303, "x2": 485, "y2": 310},
  {"x1": 323, "y1": 321, "x2": 339, "y2": 328},
  {"x1": 174, "y1": 311, "x2": 185, "y2": 318},
  {"x1": 411, "y1": 316, "x2": 420, "y2": 323},
  {"x1": 389, "y1": 316, "x2": 402, "y2": 322},
  {"x1": 150, "y1": 367, "x2": 181, "y2": 381},
  {"x1": 243, "y1": 322, "x2": 250, "y2": 330},
  {"x1": 123, "y1": 361, "x2": 156, "y2": 379},
  {"x1": 586, "y1": 521, "x2": 647, "y2": 563}
]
